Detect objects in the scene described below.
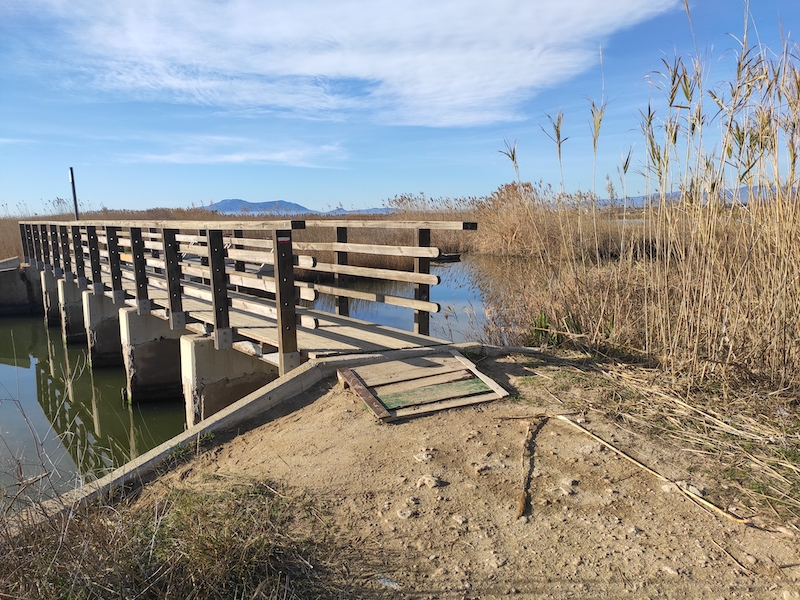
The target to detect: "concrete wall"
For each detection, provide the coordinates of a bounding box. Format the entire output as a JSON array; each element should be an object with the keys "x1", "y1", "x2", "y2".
[
  {"x1": 181, "y1": 334, "x2": 279, "y2": 427},
  {"x1": 0, "y1": 265, "x2": 44, "y2": 316}
]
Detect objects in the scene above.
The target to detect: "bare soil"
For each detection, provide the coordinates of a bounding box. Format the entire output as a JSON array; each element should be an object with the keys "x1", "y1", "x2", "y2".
[{"x1": 143, "y1": 352, "x2": 800, "y2": 599}]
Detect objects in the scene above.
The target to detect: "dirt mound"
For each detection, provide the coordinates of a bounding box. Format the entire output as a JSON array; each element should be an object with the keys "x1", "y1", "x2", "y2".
[{"x1": 149, "y1": 353, "x2": 800, "y2": 598}]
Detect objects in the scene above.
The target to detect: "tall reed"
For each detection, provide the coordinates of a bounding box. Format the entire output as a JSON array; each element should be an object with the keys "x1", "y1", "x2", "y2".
[{"x1": 466, "y1": 33, "x2": 800, "y2": 387}]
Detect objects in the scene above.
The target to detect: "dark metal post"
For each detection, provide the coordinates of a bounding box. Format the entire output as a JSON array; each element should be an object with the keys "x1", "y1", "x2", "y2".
[
  {"x1": 130, "y1": 227, "x2": 150, "y2": 314},
  {"x1": 32, "y1": 224, "x2": 42, "y2": 268},
  {"x1": 69, "y1": 167, "x2": 80, "y2": 220},
  {"x1": 335, "y1": 226, "x2": 349, "y2": 316},
  {"x1": 59, "y1": 225, "x2": 72, "y2": 282},
  {"x1": 273, "y1": 229, "x2": 300, "y2": 374},
  {"x1": 414, "y1": 228, "x2": 431, "y2": 336},
  {"x1": 162, "y1": 228, "x2": 185, "y2": 329},
  {"x1": 86, "y1": 226, "x2": 103, "y2": 294},
  {"x1": 72, "y1": 225, "x2": 86, "y2": 288},
  {"x1": 40, "y1": 225, "x2": 51, "y2": 271},
  {"x1": 105, "y1": 226, "x2": 124, "y2": 304},
  {"x1": 207, "y1": 229, "x2": 231, "y2": 349},
  {"x1": 19, "y1": 224, "x2": 30, "y2": 264},
  {"x1": 49, "y1": 224, "x2": 62, "y2": 277}
]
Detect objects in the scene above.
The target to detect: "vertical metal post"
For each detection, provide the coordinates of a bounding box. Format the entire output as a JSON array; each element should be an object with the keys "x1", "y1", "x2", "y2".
[
  {"x1": 414, "y1": 228, "x2": 431, "y2": 336},
  {"x1": 19, "y1": 224, "x2": 28, "y2": 264},
  {"x1": 49, "y1": 224, "x2": 62, "y2": 277},
  {"x1": 273, "y1": 229, "x2": 300, "y2": 374},
  {"x1": 69, "y1": 167, "x2": 80, "y2": 220},
  {"x1": 40, "y1": 225, "x2": 51, "y2": 270},
  {"x1": 335, "y1": 226, "x2": 349, "y2": 316},
  {"x1": 72, "y1": 225, "x2": 86, "y2": 288},
  {"x1": 129, "y1": 227, "x2": 150, "y2": 314},
  {"x1": 32, "y1": 224, "x2": 42, "y2": 268},
  {"x1": 106, "y1": 226, "x2": 124, "y2": 303},
  {"x1": 24, "y1": 224, "x2": 35, "y2": 265},
  {"x1": 59, "y1": 225, "x2": 73, "y2": 282},
  {"x1": 162, "y1": 228, "x2": 185, "y2": 329},
  {"x1": 207, "y1": 229, "x2": 231, "y2": 349},
  {"x1": 86, "y1": 226, "x2": 103, "y2": 294}
]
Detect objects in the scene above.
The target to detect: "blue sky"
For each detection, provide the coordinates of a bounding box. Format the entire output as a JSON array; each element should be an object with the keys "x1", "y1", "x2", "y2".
[{"x1": 1, "y1": 0, "x2": 797, "y2": 213}]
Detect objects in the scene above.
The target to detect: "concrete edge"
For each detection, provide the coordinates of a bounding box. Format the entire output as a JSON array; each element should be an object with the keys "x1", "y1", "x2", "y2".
[{"x1": 8, "y1": 341, "x2": 511, "y2": 531}]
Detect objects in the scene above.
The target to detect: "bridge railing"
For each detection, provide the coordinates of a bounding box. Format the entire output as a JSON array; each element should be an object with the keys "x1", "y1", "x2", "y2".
[{"x1": 19, "y1": 218, "x2": 476, "y2": 370}]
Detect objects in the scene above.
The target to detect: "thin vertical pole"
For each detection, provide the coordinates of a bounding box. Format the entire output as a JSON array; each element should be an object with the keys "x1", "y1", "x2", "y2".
[{"x1": 69, "y1": 167, "x2": 80, "y2": 220}]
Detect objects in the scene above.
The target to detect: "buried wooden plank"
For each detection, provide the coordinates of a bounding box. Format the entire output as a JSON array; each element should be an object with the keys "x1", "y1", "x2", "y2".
[
  {"x1": 389, "y1": 392, "x2": 500, "y2": 420},
  {"x1": 373, "y1": 369, "x2": 474, "y2": 397},
  {"x1": 451, "y1": 350, "x2": 510, "y2": 398},
  {"x1": 379, "y1": 378, "x2": 491, "y2": 410},
  {"x1": 353, "y1": 356, "x2": 460, "y2": 385},
  {"x1": 337, "y1": 368, "x2": 392, "y2": 420}
]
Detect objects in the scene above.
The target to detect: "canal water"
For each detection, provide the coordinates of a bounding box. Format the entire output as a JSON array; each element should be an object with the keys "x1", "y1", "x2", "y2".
[{"x1": 0, "y1": 259, "x2": 488, "y2": 511}]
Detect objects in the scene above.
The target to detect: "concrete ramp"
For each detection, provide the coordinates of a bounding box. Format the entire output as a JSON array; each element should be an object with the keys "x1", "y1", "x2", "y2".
[{"x1": 0, "y1": 256, "x2": 20, "y2": 272}]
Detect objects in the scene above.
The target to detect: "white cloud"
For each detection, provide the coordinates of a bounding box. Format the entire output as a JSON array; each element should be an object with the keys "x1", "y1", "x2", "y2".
[
  {"x1": 9, "y1": 0, "x2": 679, "y2": 126},
  {"x1": 119, "y1": 134, "x2": 345, "y2": 167}
]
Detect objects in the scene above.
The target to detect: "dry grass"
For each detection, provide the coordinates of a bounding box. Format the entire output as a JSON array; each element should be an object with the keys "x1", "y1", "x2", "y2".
[{"x1": 1, "y1": 474, "x2": 356, "y2": 599}]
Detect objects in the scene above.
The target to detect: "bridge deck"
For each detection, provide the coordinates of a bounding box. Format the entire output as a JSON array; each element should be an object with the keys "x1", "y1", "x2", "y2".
[{"x1": 98, "y1": 270, "x2": 448, "y2": 364}]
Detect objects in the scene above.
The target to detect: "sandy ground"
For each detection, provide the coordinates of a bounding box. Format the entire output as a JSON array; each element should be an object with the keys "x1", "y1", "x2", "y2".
[{"x1": 146, "y1": 352, "x2": 800, "y2": 599}]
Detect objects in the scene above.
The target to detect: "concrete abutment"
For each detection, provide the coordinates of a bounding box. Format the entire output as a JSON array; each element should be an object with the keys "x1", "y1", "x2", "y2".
[{"x1": 181, "y1": 334, "x2": 279, "y2": 428}]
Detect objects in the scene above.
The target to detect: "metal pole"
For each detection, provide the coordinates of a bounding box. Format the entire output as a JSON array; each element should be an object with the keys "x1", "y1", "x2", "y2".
[{"x1": 69, "y1": 167, "x2": 80, "y2": 220}]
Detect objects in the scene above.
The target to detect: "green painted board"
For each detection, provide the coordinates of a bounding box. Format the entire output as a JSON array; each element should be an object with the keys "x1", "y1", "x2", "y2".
[{"x1": 379, "y1": 377, "x2": 491, "y2": 409}]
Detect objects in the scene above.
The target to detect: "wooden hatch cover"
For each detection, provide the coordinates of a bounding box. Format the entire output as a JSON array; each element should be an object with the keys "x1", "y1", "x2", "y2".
[{"x1": 337, "y1": 350, "x2": 509, "y2": 422}]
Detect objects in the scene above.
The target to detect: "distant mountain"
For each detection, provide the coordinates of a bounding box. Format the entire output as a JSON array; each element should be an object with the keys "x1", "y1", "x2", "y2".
[
  {"x1": 203, "y1": 199, "x2": 395, "y2": 216},
  {"x1": 204, "y1": 199, "x2": 315, "y2": 215}
]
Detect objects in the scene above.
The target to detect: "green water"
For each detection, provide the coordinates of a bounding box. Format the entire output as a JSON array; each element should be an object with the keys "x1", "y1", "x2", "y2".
[{"x1": 0, "y1": 317, "x2": 184, "y2": 509}]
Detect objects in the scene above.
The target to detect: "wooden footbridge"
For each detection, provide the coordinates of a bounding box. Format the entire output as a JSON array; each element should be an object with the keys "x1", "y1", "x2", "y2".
[{"x1": 18, "y1": 218, "x2": 476, "y2": 376}]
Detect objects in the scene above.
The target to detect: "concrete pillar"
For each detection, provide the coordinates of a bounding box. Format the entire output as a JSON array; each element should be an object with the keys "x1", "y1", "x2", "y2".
[
  {"x1": 82, "y1": 290, "x2": 123, "y2": 367},
  {"x1": 40, "y1": 268, "x2": 60, "y2": 326},
  {"x1": 120, "y1": 308, "x2": 186, "y2": 403},
  {"x1": 58, "y1": 278, "x2": 87, "y2": 344},
  {"x1": 181, "y1": 334, "x2": 279, "y2": 428}
]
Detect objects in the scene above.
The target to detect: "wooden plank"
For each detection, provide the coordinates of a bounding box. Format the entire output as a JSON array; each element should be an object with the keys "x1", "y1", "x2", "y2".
[
  {"x1": 292, "y1": 241, "x2": 440, "y2": 258},
  {"x1": 379, "y1": 378, "x2": 491, "y2": 409},
  {"x1": 306, "y1": 281, "x2": 439, "y2": 313},
  {"x1": 356, "y1": 360, "x2": 463, "y2": 387},
  {"x1": 229, "y1": 296, "x2": 318, "y2": 329},
  {"x1": 389, "y1": 392, "x2": 499, "y2": 420},
  {"x1": 338, "y1": 368, "x2": 392, "y2": 420},
  {"x1": 302, "y1": 220, "x2": 477, "y2": 231},
  {"x1": 25, "y1": 218, "x2": 307, "y2": 231},
  {"x1": 311, "y1": 261, "x2": 439, "y2": 285},
  {"x1": 226, "y1": 247, "x2": 315, "y2": 269},
  {"x1": 450, "y1": 350, "x2": 510, "y2": 398},
  {"x1": 373, "y1": 369, "x2": 473, "y2": 397}
]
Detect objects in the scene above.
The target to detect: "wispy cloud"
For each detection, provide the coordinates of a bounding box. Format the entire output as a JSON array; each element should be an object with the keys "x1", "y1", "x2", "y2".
[
  {"x1": 7, "y1": 0, "x2": 679, "y2": 126},
  {"x1": 119, "y1": 134, "x2": 345, "y2": 167}
]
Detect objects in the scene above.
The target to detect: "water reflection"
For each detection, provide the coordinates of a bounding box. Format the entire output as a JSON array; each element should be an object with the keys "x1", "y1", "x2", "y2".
[
  {"x1": 306, "y1": 258, "x2": 486, "y2": 343},
  {"x1": 0, "y1": 317, "x2": 184, "y2": 511}
]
